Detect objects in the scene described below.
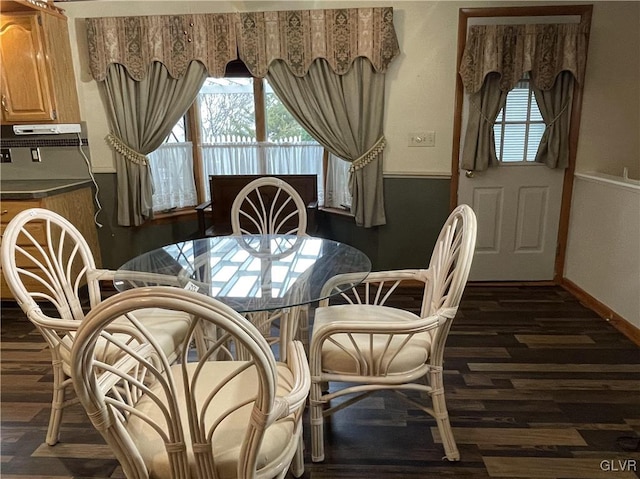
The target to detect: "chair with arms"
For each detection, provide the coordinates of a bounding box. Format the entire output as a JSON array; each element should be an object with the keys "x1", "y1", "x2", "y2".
[
  {"x1": 308, "y1": 204, "x2": 477, "y2": 462},
  {"x1": 71, "y1": 286, "x2": 310, "y2": 479},
  {"x1": 0, "y1": 208, "x2": 191, "y2": 446},
  {"x1": 230, "y1": 177, "x2": 311, "y2": 357}
]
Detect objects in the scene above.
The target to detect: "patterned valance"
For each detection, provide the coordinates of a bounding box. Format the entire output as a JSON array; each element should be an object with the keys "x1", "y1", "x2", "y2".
[
  {"x1": 237, "y1": 8, "x2": 400, "y2": 77},
  {"x1": 86, "y1": 14, "x2": 238, "y2": 81},
  {"x1": 85, "y1": 7, "x2": 400, "y2": 81},
  {"x1": 459, "y1": 23, "x2": 589, "y2": 93}
]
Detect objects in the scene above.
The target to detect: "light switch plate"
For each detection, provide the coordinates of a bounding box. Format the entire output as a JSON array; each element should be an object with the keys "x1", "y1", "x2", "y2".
[{"x1": 408, "y1": 131, "x2": 435, "y2": 147}]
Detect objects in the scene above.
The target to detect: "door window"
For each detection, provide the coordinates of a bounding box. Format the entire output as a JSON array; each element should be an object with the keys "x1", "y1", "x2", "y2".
[{"x1": 494, "y1": 74, "x2": 545, "y2": 163}]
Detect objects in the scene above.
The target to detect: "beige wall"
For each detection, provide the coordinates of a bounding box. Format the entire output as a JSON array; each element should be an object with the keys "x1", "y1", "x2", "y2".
[
  {"x1": 577, "y1": 2, "x2": 640, "y2": 179},
  {"x1": 566, "y1": 174, "x2": 640, "y2": 327},
  {"x1": 59, "y1": 0, "x2": 640, "y2": 179}
]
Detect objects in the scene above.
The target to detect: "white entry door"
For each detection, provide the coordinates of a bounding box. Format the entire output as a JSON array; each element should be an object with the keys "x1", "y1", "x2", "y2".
[{"x1": 458, "y1": 164, "x2": 564, "y2": 281}]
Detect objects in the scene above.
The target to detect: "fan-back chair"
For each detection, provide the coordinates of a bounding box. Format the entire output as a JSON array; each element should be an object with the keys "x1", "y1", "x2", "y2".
[
  {"x1": 0, "y1": 208, "x2": 191, "y2": 446},
  {"x1": 230, "y1": 177, "x2": 311, "y2": 358},
  {"x1": 230, "y1": 176, "x2": 309, "y2": 236},
  {"x1": 309, "y1": 204, "x2": 477, "y2": 462},
  {"x1": 71, "y1": 286, "x2": 311, "y2": 479},
  {"x1": 196, "y1": 174, "x2": 318, "y2": 237}
]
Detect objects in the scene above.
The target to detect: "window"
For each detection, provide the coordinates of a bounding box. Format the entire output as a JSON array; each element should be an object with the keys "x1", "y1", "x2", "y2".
[
  {"x1": 198, "y1": 77, "x2": 324, "y2": 201},
  {"x1": 493, "y1": 74, "x2": 545, "y2": 163},
  {"x1": 149, "y1": 69, "x2": 351, "y2": 214},
  {"x1": 148, "y1": 116, "x2": 196, "y2": 213}
]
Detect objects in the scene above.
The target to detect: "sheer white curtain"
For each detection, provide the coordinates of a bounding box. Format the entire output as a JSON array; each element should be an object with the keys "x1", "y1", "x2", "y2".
[
  {"x1": 264, "y1": 143, "x2": 324, "y2": 203},
  {"x1": 150, "y1": 140, "x2": 327, "y2": 211},
  {"x1": 201, "y1": 142, "x2": 324, "y2": 203},
  {"x1": 326, "y1": 154, "x2": 351, "y2": 209},
  {"x1": 201, "y1": 143, "x2": 261, "y2": 180},
  {"x1": 149, "y1": 143, "x2": 197, "y2": 212}
]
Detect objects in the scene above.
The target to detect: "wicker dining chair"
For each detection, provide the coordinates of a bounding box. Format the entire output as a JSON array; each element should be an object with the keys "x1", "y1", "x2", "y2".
[
  {"x1": 230, "y1": 177, "x2": 311, "y2": 358},
  {"x1": 71, "y1": 286, "x2": 311, "y2": 479},
  {"x1": 0, "y1": 208, "x2": 191, "y2": 446},
  {"x1": 308, "y1": 204, "x2": 477, "y2": 462},
  {"x1": 230, "y1": 176, "x2": 309, "y2": 237}
]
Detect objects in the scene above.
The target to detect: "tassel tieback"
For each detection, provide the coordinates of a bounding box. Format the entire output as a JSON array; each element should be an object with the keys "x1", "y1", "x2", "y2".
[
  {"x1": 350, "y1": 136, "x2": 386, "y2": 172},
  {"x1": 106, "y1": 133, "x2": 149, "y2": 166}
]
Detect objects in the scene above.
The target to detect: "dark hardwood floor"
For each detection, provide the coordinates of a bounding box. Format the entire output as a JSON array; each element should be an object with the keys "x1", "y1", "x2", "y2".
[{"x1": 1, "y1": 285, "x2": 639, "y2": 478}]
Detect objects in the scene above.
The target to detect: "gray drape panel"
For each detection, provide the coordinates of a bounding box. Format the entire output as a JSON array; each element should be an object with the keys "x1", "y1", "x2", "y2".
[
  {"x1": 461, "y1": 73, "x2": 508, "y2": 172},
  {"x1": 266, "y1": 58, "x2": 387, "y2": 227},
  {"x1": 99, "y1": 61, "x2": 207, "y2": 226},
  {"x1": 532, "y1": 71, "x2": 574, "y2": 169}
]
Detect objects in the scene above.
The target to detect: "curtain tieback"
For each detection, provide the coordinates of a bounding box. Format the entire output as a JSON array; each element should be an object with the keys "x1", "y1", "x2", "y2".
[
  {"x1": 106, "y1": 133, "x2": 149, "y2": 166},
  {"x1": 470, "y1": 98, "x2": 494, "y2": 125},
  {"x1": 544, "y1": 101, "x2": 570, "y2": 130},
  {"x1": 350, "y1": 136, "x2": 386, "y2": 172}
]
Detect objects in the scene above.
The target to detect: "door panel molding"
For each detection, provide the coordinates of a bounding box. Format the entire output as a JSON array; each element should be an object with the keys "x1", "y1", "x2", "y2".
[
  {"x1": 514, "y1": 186, "x2": 548, "y2": 252},
  {"x1": 473, "y1": 187, "x2": 502, "y2": 252}
]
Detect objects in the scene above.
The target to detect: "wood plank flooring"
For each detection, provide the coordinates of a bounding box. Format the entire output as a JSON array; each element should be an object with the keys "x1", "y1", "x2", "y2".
[{"x1": 1, "y1": 285, "x2": 639, "y2": 478}]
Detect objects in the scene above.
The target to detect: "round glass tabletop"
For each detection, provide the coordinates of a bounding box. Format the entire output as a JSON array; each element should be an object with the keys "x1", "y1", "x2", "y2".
[{"x1": 114, "y1": 235, "x2": 371, "y2": 313}]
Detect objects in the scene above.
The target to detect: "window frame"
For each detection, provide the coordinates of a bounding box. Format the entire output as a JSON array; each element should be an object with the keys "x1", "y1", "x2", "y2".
[{"x1": 151, "y1": 62, "x2": 352, "y2": 222}]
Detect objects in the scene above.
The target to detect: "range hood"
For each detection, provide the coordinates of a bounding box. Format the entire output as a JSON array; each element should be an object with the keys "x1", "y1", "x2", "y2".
[{"x1": 13, "y1": 124, "x2": 81, "y2": 135}]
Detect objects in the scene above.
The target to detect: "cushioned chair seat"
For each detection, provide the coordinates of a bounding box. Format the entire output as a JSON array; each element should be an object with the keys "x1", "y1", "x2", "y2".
[
  {"x1": 127, "y1": 362, "x2": 296, "y2": 479},
  {"x1": 313, "y1": 304, "x2": 433, "y2": 376},
  {"x1": 58, "y1": 308, "x2": 192, "y2": 371}
]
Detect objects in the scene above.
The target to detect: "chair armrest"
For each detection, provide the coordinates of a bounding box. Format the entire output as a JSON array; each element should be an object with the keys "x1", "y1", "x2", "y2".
[
  {"x1": 306, "y1": 201, "x2": 319, "y2": 234},
  {"x1": 27, "y1": 309, "x2": 81, "y2": 332},
  {"x1": 195, "y1": 200, "x2": 212, "y2": 211},
  {"x1": 272, "y1": 340, "x2": 310, "y2": 421},
  {"x1": 319, "y1": 269, "x2": 429, "y2": 306},
  {"x1": 88, "y1": 269, "x2": 116, "y2": 282},
  {"x1": 113, "y1": 270, "x2": 203, "y2": 291},
  {"x1": 195, "y1": 200, "x2": 212, "y2": 237},
  {"x1": 312, "y1": 312, "x2": 443, "y2": 340}
]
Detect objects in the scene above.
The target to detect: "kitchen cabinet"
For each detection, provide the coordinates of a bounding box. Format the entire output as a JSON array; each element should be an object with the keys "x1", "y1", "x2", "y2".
[
  {"x1": 0, "y1": 5, "x2": 80, "y2": 124},
  {"x1": 0, "y1": 182, "x2": 101, "y2": 299}
]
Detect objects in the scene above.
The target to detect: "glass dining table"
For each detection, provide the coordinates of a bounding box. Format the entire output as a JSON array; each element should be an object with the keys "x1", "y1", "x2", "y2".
[
  {"x1": 113, "y1": 235, "x2": 371, "y2": 314},
  {"x1": 114, "y1": 235, "x2": 370, "y2": 360}
]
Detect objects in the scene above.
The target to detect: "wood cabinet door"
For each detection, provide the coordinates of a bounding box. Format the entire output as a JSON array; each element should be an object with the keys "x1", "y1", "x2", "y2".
[{"x1": 0, "y1": 12, "x2": 55, "y2": 123}]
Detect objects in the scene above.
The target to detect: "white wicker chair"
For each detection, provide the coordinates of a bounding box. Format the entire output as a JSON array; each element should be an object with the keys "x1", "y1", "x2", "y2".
[
  {"x1": 309, "y1": 204, "x2": 477, "y2": 462},
  {"x1": 231, "y1": 177, "x2": 310, "y2": 358},
  {"x1": 230, "y1": 176, "x2": 308, "y2": 237},
  {"x1": 71, "y1": 286, "x2": 310, "y2": 479},
  {"x1": 0, "y1": 208, "x2": 191, "y2": 446}
]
